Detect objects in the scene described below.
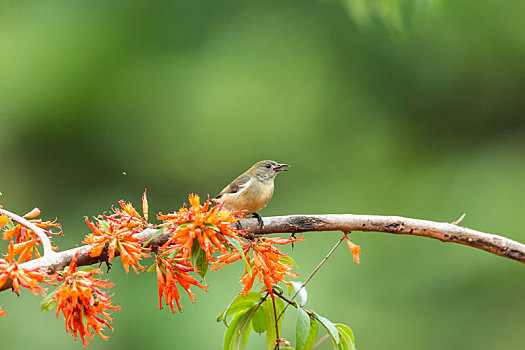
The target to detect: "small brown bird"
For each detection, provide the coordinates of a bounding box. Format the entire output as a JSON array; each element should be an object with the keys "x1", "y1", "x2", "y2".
[{"x1": 212, "y1": 160, "x2": 290, "y2": 227}]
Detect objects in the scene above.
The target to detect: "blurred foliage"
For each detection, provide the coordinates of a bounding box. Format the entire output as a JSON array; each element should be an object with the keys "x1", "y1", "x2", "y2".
[{"x1": 0, "y1": 0, "x2": 524, "y2": 349}]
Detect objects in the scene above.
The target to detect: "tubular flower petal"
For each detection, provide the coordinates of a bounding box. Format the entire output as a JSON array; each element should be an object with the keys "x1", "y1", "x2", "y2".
[
  {"x1": 0, "y1": 241, "x2": 56, "y2": 295},
  {"x1": 82, "y1": 200, "x2": 151, "y2": 274},
  {"x1": 158, "y1": 194, "x2": 244, "y2": 262},
  {"x1": 0, "y1": 306, "x2": 6, "y2": 316},
  {"x1": 155, "y1": 247, "x2": 207, "y2": 313},
  {"x1": 0, "y1": 215, "x2": 8, "y2": 227},
  {"x1": 214, "y1": 236, "x2": 304, "y2": 298},
  {"x1": 345, "y1": 236, "x2": 361, "y2": 264},
  {"x1": 1, "y1": 208, "x2": 62, "y2": 261},
  {"x1": 53, "y1": 253, "x2": 120, "y2": 347}
]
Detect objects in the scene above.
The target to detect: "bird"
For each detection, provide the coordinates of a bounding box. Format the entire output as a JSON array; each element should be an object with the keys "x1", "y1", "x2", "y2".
[{"x1": 212, "y1": 160, "x2": 290, "y2": 228}]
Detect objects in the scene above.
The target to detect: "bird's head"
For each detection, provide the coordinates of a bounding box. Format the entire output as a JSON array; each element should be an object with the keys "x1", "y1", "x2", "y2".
[{"x1": 250, "y1": 160, "x2": 290, "y2": 181}]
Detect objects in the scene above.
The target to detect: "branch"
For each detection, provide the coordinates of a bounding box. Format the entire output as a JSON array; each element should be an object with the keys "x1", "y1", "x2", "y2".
[
  {"x1": 0, "y1": 208, "x2": 54, "y2": 257},
  {"x1": 1, "y1": 213, "x2": 524, "y2": 292}
]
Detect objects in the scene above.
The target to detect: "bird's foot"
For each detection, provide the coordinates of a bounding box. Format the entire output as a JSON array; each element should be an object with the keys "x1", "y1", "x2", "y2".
[{"x1": 252, "y1": 213, "x2": 264, "y2": 229}]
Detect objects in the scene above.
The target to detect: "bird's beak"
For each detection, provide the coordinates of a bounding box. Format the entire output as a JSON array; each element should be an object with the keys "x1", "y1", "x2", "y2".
[{"x1": 274, "y1": 163, "x2": 291, "y2": 172}]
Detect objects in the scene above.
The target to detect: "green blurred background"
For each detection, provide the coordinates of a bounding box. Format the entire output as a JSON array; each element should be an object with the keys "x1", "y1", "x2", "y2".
[{"x1": 1, "y1": 0, "x2": 524, "y2": 349}]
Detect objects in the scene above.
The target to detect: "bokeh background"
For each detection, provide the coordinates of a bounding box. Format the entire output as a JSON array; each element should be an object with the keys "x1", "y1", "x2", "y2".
[{"x1": 1, "y1": 0, "x2": 524, "y2": 349}]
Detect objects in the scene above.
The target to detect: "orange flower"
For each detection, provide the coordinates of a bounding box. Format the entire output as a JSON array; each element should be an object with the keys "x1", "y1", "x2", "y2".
[
  {"x1": 155, "y1": 246, "x2": 207, "y2": 313},
  {"x1": 110, "y1": 190, "x2": 150, "y2": 230},
  {"x1": 0, "y1": 305, "x2": 6, "y2": 317},
  {"x1": 53, "y1": 253, "x2": 120, "y2": 347},
  {"x1": 83, "y1": 217, "x2": 150, "y2": 274},
  {"x1": 345, "y1": 236, "x2": 361, "y2": 264},
  {"x1": 82, "y1": 193, "x2": 151, "y2": 274},
  {"x1": 0, "y1": 215, "x2": 8, "y2": 227},
  {"x1": 158, "y1": 194, "x2": 244, "y2": 262},
  {"x1": 0, "y1": 241, "x2": 56, "y2": 296},
  {"x1": 213, "y1": 236, "x2": 304, "y2": 298},
  {"x1": 1, "y1": 208, "x2": 62, "y2": 262}
]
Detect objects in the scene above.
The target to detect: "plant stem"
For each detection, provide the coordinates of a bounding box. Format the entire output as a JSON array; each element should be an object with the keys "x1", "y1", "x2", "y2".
[
  {"x1": 272, "y1": 296, "x2": 280, "y2": 350},
  {"x1": 312, "y1": 334, "x2": 329, "y2": 349}
]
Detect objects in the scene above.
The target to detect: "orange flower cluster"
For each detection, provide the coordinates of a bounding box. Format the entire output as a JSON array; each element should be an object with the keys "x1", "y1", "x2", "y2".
[
  {"x1": 2, "y1": 208, "x2": 62, "y2": 262},
  {"x1": 345, "y1": 236, "x2": 361, "y2": 264},
  {"x1": 158, "y1": 194, "x2": 244, "y2": 262},
  {"x1": 155, "y1": 246, "x2": 207, "y2": 313},
  {"x1": 111, "y1": 190, "x2": 150, "y2": 229},
  {"x1": 213, "y1": 236, "x2": 303, "y2": 297},
  {"x1": 53, "y1": 253, "x2": 120, "y2": 347},
  {"x1": 0, "y1": 241, "x2": 56, "y2": 296},
  {"x1": 0, "y1": 214, "x2": 8, "y2": 227},
  {"x1": 82, "y1": 194, "x2": 151, "y2": 274}
]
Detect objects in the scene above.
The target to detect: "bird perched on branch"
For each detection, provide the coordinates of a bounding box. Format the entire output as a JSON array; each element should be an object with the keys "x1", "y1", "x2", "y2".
[{"x1": 212, "y1": 160, "x2": 290, "y2": 228}]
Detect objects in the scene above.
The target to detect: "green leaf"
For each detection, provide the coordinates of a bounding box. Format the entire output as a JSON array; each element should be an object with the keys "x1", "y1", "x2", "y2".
[
  {"x1": 305, "y1": 317, "x2": 319, "y2": 350},
  {"x1": 95, "y1": 218, "x2": 110, "y2": 232},
  {"x1": 191, "y1": 239, "x2": 209, "y2": 279},
  {"x1": 232, "y1": 307, "x2": 257, "y2": 350},
  {"x1": 252, "y1": 306, "x2": 267, "y2": 333},
  {"x1": 142, "y1": 228, "x2": 165, "y2": 247},
  {"x1": 217, "y1": 292, "x2": 263, "y2": 325},
  {"x1": 224, "y1": 236, "x2": 251, "y2": 273},
  {"x1": 5, "y1": 219, "x2": 16, "y2": 230},
  {"x1": 312, "y1": 311, "x2": 339, "y2": 347},
  {"x1": 195, "y1": 247, "x2": 209, "y2": 279},
  {"x1": 335, "y1": 324, "x2": 356, "y2": 350},
  {"x1": 338, "y1": 336, "x2": 351, "y2": 350},
  {"x1": 223, "y1": 308, "x2": 248, "y2": 350},
  {"x1": 296, "y1": 307, "x2": 310, "y2": 350},
  {"x1": 191, "y1": 237, "x2": 202, "y2": 263},
  {"x1": 77, "y1": 266, "x2": 97, "y2": 273},
  {"x1": 147, "y1": 263, "x2": 157, "y2": 272},
  {"x1": 279, "y1": 255, "x2": 298, "y2": 267},
  {"x1": 290, "y1": 281, "x2": 307, "y2": 307},
  {"x1": 223, "y1": 306, "x2": 258, "y2": 350},
  {"x1": 204, "y1": 222, "x2": 220, "y2": 231},
  {"x1": 40, "y1": 289, "x2": 58, "y2": 311},
  {"x1": 165, "y1": 247, "x2": 179, "y2": 259}
]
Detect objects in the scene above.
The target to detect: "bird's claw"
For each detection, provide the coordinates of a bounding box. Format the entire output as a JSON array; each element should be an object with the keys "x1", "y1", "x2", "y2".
[{"x1": 252, "y1": 213, "x2": 264, "y2": 229}]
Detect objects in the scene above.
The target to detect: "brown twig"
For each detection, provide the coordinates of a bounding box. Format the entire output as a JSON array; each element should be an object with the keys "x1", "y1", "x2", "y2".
[
  {"x1": 1, "y1": 213, "x2": 524, "y2": 292},
  {"x1": 452, "y1": 213, "x2": 466, "y2": 225},
  {"x1": 272, "y1": 295, "x2": 280, "y2": 350},
  {"x1": 312, "y1": 334, "x2": 330, "y2": 349}
]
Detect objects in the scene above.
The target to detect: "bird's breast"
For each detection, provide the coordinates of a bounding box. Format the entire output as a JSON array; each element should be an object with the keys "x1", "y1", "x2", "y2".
[{"x1": 222, "y1": 181, "x2": 274, "y2": 214}]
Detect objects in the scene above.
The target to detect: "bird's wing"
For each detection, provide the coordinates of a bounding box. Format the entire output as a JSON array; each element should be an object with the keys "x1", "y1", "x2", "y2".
[{"x1": 214, "y1": 174, "x2": 251, "y2": 200}]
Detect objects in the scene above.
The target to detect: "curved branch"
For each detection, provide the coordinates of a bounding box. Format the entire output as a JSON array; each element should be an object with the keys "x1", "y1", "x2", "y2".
[
  {"x1": 0, "y1": 208, "x2": 55, "y2": 257},
  {"x1": 1, "y1": 213, "x2": 523, "y2": 292}
]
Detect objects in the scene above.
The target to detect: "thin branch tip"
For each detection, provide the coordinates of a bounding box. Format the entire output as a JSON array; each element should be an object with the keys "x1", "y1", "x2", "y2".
[{"x1": 452, "y1": 213, "x2": 467, "y2": 225}]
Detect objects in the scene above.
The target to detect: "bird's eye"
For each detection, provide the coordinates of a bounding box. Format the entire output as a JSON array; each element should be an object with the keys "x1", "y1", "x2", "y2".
[{"x1": 265, "y1": 163, "x2": 272, "y2": 169}]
